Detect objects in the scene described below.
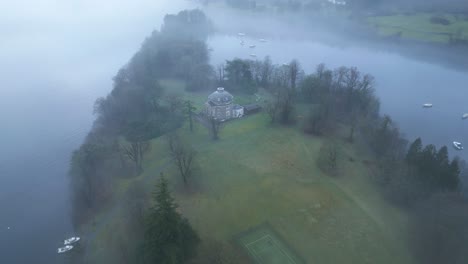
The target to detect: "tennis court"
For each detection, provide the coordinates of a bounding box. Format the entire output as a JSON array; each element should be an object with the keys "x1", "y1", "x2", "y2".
[{"x1": 235, "y1": 223, "x2": 304, "y2": 264}]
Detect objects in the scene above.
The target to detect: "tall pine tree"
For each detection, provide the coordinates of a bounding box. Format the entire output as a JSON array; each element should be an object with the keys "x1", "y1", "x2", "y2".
[
  {"x1": 144, "y1": 174, "x2": 199, "y2": 264},
  {"x1": 406, "y1": 137, "x2": 422, "y2": 163}
]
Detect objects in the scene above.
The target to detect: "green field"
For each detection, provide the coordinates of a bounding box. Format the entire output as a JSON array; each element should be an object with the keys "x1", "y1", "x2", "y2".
[
  {"x1": 368, "y1": 13, "x2": 468, "y2": 43},
  {"x1": 81, "y1": 82, "x2": 415, "y2": 264}
]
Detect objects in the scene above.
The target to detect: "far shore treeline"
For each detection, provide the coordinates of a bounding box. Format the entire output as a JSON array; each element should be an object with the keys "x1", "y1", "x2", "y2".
[{"x1": 69, "y1": 9, "x2": 468, "y2": 264}]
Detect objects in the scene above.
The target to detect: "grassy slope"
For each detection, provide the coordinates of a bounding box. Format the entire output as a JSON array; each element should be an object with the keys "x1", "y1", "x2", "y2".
[
  {"x1": 84, "y1": 80, "x2": 414, "y2": 264},
  {"x1": 368, "y1": 13, "x2": 468, "y2": 43}
]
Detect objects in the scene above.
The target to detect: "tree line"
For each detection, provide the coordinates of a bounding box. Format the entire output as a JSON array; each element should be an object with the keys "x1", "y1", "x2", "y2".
[{"x1": 70, "y1": 9, "x2": 213, "y2": 226}]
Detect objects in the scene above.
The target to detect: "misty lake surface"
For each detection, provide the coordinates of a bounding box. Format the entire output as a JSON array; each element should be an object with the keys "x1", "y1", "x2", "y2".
[
  {"x1": 1, "y1": 2, "x2": 468, "y2": 263},
  {"x1": 208, "y1": 35, "x2": 468, "y2": 159},
  {"x1": 0, "y1": 1, "x2": 195, "y2": 263}
]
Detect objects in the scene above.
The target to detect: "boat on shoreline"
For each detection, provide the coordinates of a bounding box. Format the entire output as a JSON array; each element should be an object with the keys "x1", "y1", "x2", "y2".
[
  {"x1": 64, "y1": 236, "x2": 80, "y2": 245},
  {"x1": 57, "y1": 245, "x2": 73, "y2": 254}
]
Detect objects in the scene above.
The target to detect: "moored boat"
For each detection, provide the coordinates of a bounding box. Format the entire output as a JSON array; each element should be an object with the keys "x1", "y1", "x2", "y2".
[
  {"x1": 58, "y1": 245, "x2": 73, "y2": 254},
  {"x1": 453, "y1": 141, "x2": 464, "y2": 151},
  {"x1": 422, "y1": 103, "x2": 433, "y2": 108},
  {"x1": 64, "y1": 237, "x2": 80, "y2": 245}
]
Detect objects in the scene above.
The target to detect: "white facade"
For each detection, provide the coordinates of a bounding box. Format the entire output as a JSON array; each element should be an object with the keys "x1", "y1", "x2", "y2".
[{"x1": 205, "y1": 87, "x2": 244, "y2": 121}]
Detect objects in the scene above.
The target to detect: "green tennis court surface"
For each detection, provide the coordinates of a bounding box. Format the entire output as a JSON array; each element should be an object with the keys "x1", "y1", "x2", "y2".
[{"x1": 235, "y1": 223, "x2": 305, "y2": 264}]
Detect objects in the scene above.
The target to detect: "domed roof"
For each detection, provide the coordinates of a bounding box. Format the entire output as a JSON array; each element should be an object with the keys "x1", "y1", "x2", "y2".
[{"x1": 208, "y1": 87, "x2": 233, "y2": 105}]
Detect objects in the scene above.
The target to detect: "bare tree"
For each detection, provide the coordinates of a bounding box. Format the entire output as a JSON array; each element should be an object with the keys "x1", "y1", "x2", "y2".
[
  {"x1": 288, "y1": 59, "x2": 301, "y2": 93},
  {"x1": 278, "y1": 85, "x2": 295, "y2": 124},
  {"x1": 184, "y1": 100, "x2": 196, "y2": 132},
  {"x1": 168, "y1": 133, "x2": 196, "y2": 184},
  {"x1": 216, "y1": 63, "x2": 225, "y2": 85},
  {"x1": 122, "y1": 141, "x2": 150, "y2": 175},
  {"x1": 265, "y1": 83, "x2": 294, "y2": 124},
  {"x1": 316, "y1": 63, "x2": 326, "y2": 80},
  {"x1": 266, "y1": 100, "x2": 280, "y2": 123},
  {"x1": 261, "y1": 56, "x2": 273, "y2": 88}
]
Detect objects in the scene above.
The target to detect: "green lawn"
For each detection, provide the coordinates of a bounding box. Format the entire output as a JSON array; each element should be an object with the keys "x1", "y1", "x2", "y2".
[
  {"x1": 81, "y1": 82, "x2": 414, "y2": 263},
  {"x1": 368, "y1": 13, "x2": 468, "y2": 43}
]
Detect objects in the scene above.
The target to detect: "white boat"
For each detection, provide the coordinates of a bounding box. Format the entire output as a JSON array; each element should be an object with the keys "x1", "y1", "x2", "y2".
[
  {"x1": 462, "y1": 113, "x2": 468, "y2": 120},
  {"x1": 250, "y1": 54, "x2": 257, "y2": 57},
  {"x1": 237, "y1": 33, "x2": 245, "y2": 37},
  {"x1": 422, "y1": 103, "x2": 433, "y2": 108},
  {"x1": 259, "y1": 38, "x2": 267, "y2": 42},
  {"x1": 282, "y1": 63, "x2": 289, "y2": 66},
  {"x1": 58, "y1": 245, "x2": 73, "y2": 254},
  {"x1": 249, "y1": 45, "x2": 256, "y2": 48},
  {"x1": 453, "y1": 141, "x2": 464, "y2": 151},
  {"x1": 64, "y1": 237, "x2": 80, "y2": 245}
]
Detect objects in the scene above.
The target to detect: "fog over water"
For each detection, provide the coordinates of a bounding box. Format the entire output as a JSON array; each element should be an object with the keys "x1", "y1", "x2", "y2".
[
  {"x1": 0, "y1": 1, "x2": 194, "y2": 263},
  {"x1": 1, "y1": 0, "x2": 468, "y2": 263}
]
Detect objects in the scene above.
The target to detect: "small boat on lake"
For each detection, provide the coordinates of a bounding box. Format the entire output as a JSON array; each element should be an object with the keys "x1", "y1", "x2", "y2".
[
  {"x1": 57, "y1": 245, "x2": 73, "y2": 254},
  {"x1": 453, "y1": 141, "x2": 464, "y2": 151},
  {"x1": 422, "y1": 103, "x2": 433, "y2": 108},
  {"x1": 259, "y1": 38, "x2": 267, "y2": 42},
  {"x1": 462, "y1": 113, "x2": 468, "y2": 120},
  {"x1": 64, "y1": 237, "x2": 80, "y2": 245},
  {"x1": 250, "y1": 54, "x2": 257, "y2": 58},
  {"x1": 237, "y1": 33, "x2": 245, "y2": 37},
  {"x1": 249, "y1": 45, "x2": 256, "y2": 48}
]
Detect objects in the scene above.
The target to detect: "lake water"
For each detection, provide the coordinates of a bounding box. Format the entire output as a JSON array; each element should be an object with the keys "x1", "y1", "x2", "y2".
[
  {"x1": 1, "y1": 1, "x2": 468, "y2": 263},
  {"x1": 208, "y1": 34, "x2": 468, "y2": 160},
  {"x1": 0, "y1": 1, "x2": 194, "y2": 263}
]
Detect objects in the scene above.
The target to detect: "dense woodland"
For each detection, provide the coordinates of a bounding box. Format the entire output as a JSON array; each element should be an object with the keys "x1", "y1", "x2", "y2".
[
  {"x1": 70, "y1": 9, "x2": 468, "y2": 264},
  {"x1": 70, "y1": 9, "x2": 213, "y2": 224}
]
